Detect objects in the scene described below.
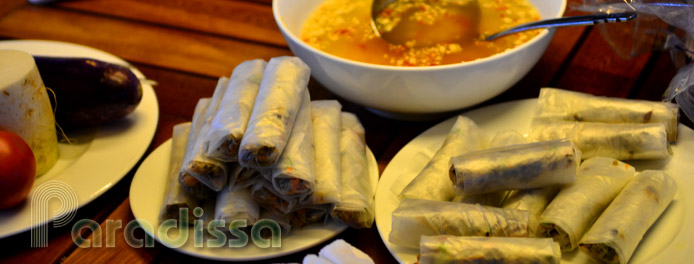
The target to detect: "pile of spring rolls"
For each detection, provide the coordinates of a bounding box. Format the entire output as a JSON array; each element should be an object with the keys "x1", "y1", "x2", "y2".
[
  {"x1": 159, "y1": 56, "x2": 376, "y2": 239},
  {"x1": 390, "y1": 89, "x2": 679, "y2": 264}
]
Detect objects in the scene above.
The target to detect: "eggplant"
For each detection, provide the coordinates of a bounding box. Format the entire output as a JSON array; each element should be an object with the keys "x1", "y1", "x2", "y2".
[{"x1": 33, "y1": 56, "x2": 143, "y2": 128}]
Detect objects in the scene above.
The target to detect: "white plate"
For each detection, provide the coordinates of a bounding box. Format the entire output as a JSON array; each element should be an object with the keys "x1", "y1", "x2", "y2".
[
  {"x1": 130, "y1": 139, "x2": 379, "y2": 261},
  {"x1": 0, "y1": 40, "x2": 159, "y2": 238},
  {"x1": 376, "y1": 99, "x2": 693, "y2": 264}
]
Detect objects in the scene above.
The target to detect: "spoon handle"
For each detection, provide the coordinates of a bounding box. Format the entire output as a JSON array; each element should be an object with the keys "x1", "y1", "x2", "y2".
[{"x1": 485, "y1": 12, "x2": 637, "y2": 41}]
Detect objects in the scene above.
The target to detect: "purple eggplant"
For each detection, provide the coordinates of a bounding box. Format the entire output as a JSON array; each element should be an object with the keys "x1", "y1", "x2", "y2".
[{"x1": 33, "y1": 56, "x2": 143, "y2": 128}]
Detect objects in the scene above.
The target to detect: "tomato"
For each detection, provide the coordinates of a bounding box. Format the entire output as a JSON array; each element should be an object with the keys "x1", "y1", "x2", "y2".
[{"x1": 0, "y1": 131, "x2": 36, "y2": 209}]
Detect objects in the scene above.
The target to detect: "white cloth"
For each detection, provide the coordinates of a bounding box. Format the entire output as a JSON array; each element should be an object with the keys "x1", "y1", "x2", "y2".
[
  {"x1": 317, "y1": 239, "x2": 374, "y2": 264},
  {"x1": 302, "y1": 254, "x2": 333, "y2": 264}
]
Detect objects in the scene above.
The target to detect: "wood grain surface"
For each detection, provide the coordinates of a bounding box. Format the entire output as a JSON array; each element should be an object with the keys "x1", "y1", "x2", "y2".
[{"x1": 0, "y1": 0, "x2": 686, "y2": 263}]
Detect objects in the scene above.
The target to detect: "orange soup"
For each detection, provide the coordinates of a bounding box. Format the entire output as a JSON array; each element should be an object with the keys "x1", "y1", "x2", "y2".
[{"x1": 301, "y1": 0, "x2": 541, "y2": 66}]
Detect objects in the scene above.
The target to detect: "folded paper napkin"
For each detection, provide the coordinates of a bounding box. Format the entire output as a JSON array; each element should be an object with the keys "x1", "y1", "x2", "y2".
[{"x1": 302, "y1": 239, "x2": 374, "y2": 264}]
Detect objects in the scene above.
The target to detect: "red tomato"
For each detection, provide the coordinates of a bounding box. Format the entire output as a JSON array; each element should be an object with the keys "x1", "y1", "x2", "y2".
[{"x1": 0, "y1": 131, "x2": 36, "y2": 209}]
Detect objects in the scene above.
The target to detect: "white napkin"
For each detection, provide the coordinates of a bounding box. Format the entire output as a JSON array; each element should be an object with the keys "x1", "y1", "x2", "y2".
[
  {"x1": 302, "y1": 254, "x2": 333, "y2": 264},
  {"x1": 318, "y1": 239, "x2": 374, "y2": 264},
  {"x1": 301, "y1": 239, "x2": 374, "y2": 264}
]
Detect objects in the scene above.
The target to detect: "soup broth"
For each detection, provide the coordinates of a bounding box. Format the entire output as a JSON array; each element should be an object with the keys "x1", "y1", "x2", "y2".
[{"x1": 301, "y1": 0, "x2": 541, "y2": 66}]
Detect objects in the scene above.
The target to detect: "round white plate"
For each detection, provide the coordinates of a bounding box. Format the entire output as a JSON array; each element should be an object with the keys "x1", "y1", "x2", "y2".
[
  {"x1": 130, "y1": 139, "x2": 379, "y2": 261},
  {"x1": 0, "y1": 40, "x2": 159, "y2": 238},
  {"x1": 376, "y1": 99, "x2": 693, "y2": 264}
]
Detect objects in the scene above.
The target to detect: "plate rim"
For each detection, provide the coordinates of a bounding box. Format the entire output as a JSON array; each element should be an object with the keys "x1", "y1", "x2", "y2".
[
  {"x1": 0, "y1": 39, "x2": 159, "y2": 238},
  {"x1": 130, "y1": 138, "x2": 379, "y2": 261},
  {"x1": 375, "y1": 98, "x2": 694, "y2": 264}
]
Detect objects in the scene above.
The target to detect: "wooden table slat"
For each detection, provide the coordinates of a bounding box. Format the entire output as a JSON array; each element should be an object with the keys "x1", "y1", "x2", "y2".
[
  {"x1": 555, "y1": 27, "x2": 654, "y2": 97},
  {"x1": 0, "y1": 5, "x2": 291, "y2": 78},
  {"x1": 55, "y1": 0, "x2": 286, "y2": 47},
  {"x1": 0, "y1": 0, "x2": 684, "y2": 263}
]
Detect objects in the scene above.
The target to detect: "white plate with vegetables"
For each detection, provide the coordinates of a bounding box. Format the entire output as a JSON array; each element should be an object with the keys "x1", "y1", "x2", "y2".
[
  {"x1": 375, "y1": 99, "x2": 693, "y2": 263},
  {"x1": 129, "y1": 139, "x2": 378, "y2": 261},
  {"x1": 0, "y1": 40, "x2": 159, "y2": 238}
]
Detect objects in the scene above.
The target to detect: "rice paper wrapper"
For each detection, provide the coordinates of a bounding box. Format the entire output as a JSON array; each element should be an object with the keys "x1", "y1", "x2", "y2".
[
  {"x1": 178, "y1": 99, "x2": 216, "y2": 200},
  {"x1": 450, "y1": 139, "x2": 579, "y2": 196},
  {"x1": 182, "y1": 79, "x2": 230, "y2": 192},
  {"x1": 502, "y1": 186, "x2": 560, "y2": 237},
  {"x1": 259, "y1": 210, "x2": 292, "y2": 236},
  {"x1": 239, "y1": 56, "x2": 310, "y2": 168},
  {"x1": 250, "y1": 180, "x2": 297, "y2": 214},
  {"x1": 538, "y1": 157, "x2": 635, "y2": 251},
  {"x1": 448, "y1": 130, "x2": 529, "y2": 207},
  {"x1": 452, "y1": 191, "x2": 509, "y2": 207},
  {"x1": 531, "y1": 118, "x2": 671, "y2": 160},
  {"x1": 419, "y1": 235, "x2": 561, "y2": 264},
  {"x1": 309, "y1": 100, "x2": 342, "y2": 204},
  {"x1": 288, "y1": 204, "x2": 330, "y2": 227},
  {"x1": 331, "y1": 112, "x2": 374, "y2": 229},
  {"x1": 205, "y1": 59, "x2": 266, "y2": 162},
  {"x1": 229, "y1": 165, "x2": 262, "y2": 190},
  {"x1": 489, "y1": 130, "x2": 527, "y2": 148},
  {"x1": 398, "y1": 116, "x2": 487, "y2": 201},
  {"x1": 389, "y1": 199, "x2": 529, "y2": 249},
  {"x1": 537, "y1": 88, "x2": 679, "y2": 142},
  {"x1": 579, "y1": 170, "x2": 677, "y2": 264},
  {"x1": 160, "y1": 123, "x2": 200, "y2": 222},
  {"x1": 272, "y1": 91, "x2": 315, "y2": 196},
  {"x1": 214, "y1": 186, "x2": 260, "y2": 227}
]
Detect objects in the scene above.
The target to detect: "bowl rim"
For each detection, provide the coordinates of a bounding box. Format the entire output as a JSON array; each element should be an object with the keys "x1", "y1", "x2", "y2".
[{"x1": 272, "y1": 0, "x2": 568, "y2": 72}]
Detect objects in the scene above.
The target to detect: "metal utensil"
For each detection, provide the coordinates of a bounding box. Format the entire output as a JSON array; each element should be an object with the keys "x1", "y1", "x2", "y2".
[
  {"x1": 371, "y1": 0, "x2": 480, "y2": 47},
  {"x1": 484, "y1": 12, "x2": 637, "y2": 41},
  {"x1": 370, "y1": 0, "x2": 637, "y2": 45}
]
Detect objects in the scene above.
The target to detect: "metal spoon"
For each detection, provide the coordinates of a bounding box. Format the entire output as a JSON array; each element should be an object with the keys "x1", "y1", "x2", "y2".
[
  {"x1": 484, "y1": 12, "x2": 637, "y2": 41},
  {"x1": 371, "y1": 0, "x2": 637, "y2": 45}
]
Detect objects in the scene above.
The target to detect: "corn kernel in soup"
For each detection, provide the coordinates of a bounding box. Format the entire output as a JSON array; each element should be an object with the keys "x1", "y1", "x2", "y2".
[{"x1": 301, "y1": 0, "x2": 541, "y2": 66}]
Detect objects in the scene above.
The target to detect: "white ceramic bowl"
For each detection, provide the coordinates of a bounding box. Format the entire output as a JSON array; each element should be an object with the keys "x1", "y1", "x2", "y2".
[{"x1": 273, "y1": 0, "x2": 566, "y2": 115}]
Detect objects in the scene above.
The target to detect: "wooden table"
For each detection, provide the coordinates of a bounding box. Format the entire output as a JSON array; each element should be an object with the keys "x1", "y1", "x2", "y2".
[{"x1": 0, "y1": 0, "x2": 687, "y2": 263}]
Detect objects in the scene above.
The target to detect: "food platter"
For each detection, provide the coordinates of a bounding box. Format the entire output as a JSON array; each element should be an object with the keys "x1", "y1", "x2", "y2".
[
  {"x1": 129, "y1": 139, "x2": 379, "y2": 261},
  {"x1": 0, "y1": 40, "x2": 159, "y2": 238},
  {"x1": 375, "y1": 99, "x2": 693, "y2": 263}
]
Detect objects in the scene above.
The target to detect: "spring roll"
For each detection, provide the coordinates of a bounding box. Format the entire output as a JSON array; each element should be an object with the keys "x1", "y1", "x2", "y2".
[
  {"x1": 389, "y1": 199, "x2": 529, "y2": 249},
  {"x1": 502, "y1": 186, "x2": 560, "y2": 237},
  {"x1": 531, "y1": 118, "x2": 671, "y2": 160},
  {"x1": 229, "y1": 165, "x2": 260, "y2": 190},
  {"x1": 537, "y1": 87, "x2": 679, "y2": 142},
  {"x1": 419, "y1": 235, "x2": 561, "y2": 264},
  {"x1": 308, "y1": 100, "x2": 342, "y2": 204},
  {"x1": 205, "y1": 59, "x2": 267, "y2": 162},
  {"x1": 214, "y1": 184, "x2": 260, "y2": 228},
  {"x1": 452, "y1": 191, "x2": 508, "y2": 207},
  {"x1": 451, "y1": 130, "x2": 529, "y2": 206},
  {"x1": 250, "y1": 180, "x2": 297, "y2": 214},
  {"x1": 160, "y1": 123, "x2": 199, "y2": 222},
  {"x1": 271, "y1": 91, "x2": 315, "y2": 196},
  {"x1": 537, "y1": 157, "x2": 635, "y2": 251},
  {"x1": 238, "y1": 56, "x2": 311, "y2": 168},
  {"x1": 180, "y1": 79, "x2": 230, "y2": 192},
  {"x1": 490, "y1": 129, "x2": 527, "y2": 148},
  {"x1": 450, "y1": 139, "x2": 580, "y2": 196},
  {"x1": 178, "y1": 99, "x2": 216, "y2": 200},
  {"x1": 288, "y1": 204, "x2": 330, "y2": 227},
  {"x1": 399, "y1": 116, "x2": 487, "y2": 201},
  {"x1": 331, "y1": 113, "x2": 374, "y2": 229},
  {"x1": 259, "y1": 210, "x2": 292, "y2": 236},
  {"x1": 579, "y1": 170, "x2": 677, "y2": 264}
]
